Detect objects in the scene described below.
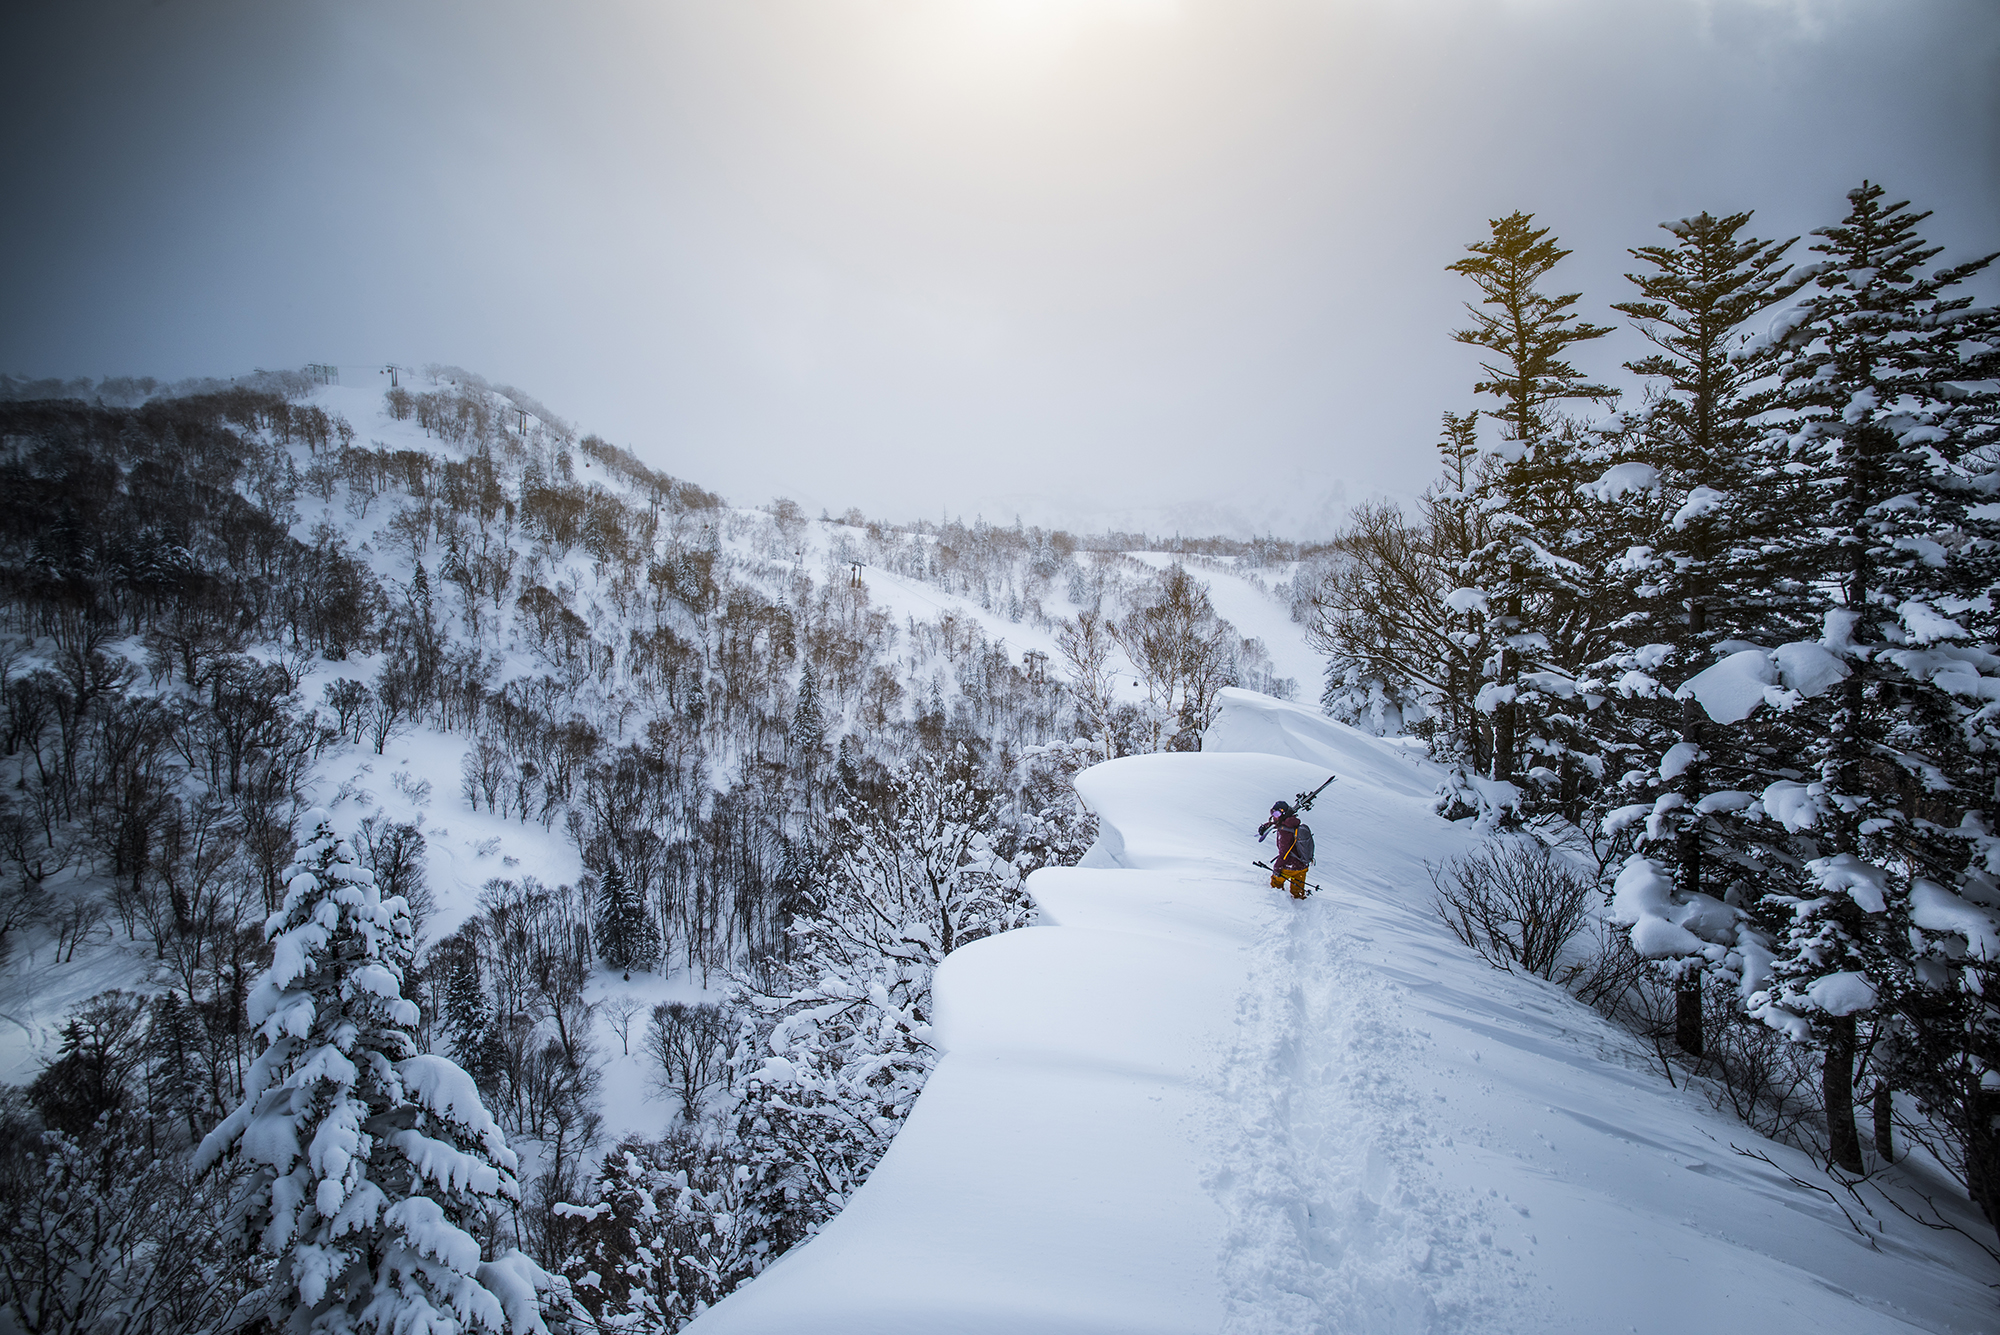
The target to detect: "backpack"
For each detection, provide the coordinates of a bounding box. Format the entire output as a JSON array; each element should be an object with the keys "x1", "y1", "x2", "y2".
[{"x1": 1293, "y1": 823, "x2": 1314, "y2": 865}]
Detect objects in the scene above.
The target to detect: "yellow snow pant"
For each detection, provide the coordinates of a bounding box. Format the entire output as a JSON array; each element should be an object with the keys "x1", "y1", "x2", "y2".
[{"x1": 1269, "y1": 868, "x2": 1307, "y2": 899}]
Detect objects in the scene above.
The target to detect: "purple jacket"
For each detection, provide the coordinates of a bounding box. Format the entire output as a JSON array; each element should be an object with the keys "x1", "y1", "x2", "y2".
[{"x1": 1262, "y1": 808, "x2": 1308, "y2": 870}]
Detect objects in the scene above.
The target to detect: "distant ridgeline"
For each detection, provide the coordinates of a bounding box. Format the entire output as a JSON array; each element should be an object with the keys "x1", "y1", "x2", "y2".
[{"x1": 0, "y1": 366, "x2": 1311, "y2": 1331}]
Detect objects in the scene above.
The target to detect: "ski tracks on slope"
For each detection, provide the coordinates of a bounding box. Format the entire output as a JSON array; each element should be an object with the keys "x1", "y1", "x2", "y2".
[{"x1": 1202, "y1": 898, "x2": 1532, "y2": 1334}]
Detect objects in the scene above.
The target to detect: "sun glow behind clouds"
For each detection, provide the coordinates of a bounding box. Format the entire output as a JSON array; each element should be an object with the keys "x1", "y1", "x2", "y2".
[
  {"x1": 8, "y1": 0, "x2": 1990, "y2": 536},
  {"x1": 873, "y1": 0, "x2": 1185, "y2": 95}
]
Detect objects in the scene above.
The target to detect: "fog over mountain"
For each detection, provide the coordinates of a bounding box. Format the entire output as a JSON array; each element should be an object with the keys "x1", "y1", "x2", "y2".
[{"x1": 5, "y1": 0, "x2": 1996, "y2": 534}]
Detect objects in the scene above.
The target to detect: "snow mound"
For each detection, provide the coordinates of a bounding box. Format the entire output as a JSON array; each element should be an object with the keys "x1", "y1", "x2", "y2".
[
  {"x1": 687, "y1": 690, "x2": 1996, "y2": 1334},
  {"x1": 1677, "y1": 642, "x2": 1850, "y2": 724},
  {"x1": 1201, "y1": 686, "x2": 1438, "y2": 803}
]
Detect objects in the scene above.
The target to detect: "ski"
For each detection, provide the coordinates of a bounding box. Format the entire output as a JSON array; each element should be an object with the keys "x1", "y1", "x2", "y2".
[{"x1": 1291, "y1": 773, "x2": 1337, "y2": 813}]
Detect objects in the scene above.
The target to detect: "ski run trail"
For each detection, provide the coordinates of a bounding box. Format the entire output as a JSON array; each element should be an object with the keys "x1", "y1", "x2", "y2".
[{"x1": 690, "y1": 689, "x2": 1999, "y2": 1334}]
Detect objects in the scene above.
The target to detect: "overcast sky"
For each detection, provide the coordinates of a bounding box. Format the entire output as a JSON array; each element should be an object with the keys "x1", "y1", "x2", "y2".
[{"x1": 4, "y1": 0, "x2": 1996, "y2": 537}]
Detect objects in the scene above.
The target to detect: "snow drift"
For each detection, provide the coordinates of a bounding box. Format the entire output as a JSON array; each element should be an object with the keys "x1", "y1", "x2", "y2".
[{"x1": 685, "y1": 688, "x2": 1996, "y2": 1333}]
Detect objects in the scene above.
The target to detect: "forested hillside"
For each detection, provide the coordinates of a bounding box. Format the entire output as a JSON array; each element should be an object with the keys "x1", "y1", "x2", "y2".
[
  {"x1": 1315, "y1": 182, "x2": 2000, "y2": 1242},
  {"x1": 0, "y1": 366, "x2": 1311, "y2": 1332}
]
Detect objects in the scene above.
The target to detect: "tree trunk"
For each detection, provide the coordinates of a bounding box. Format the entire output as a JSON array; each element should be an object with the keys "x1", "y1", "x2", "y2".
[
  {"x1": 1675, "y1": 974, "x2": 1703, "y2": 1057},
  {"x1": 1873, "y1": 1079, "x2": 1894, "y2": 1162},
  {"x1": 1674, "y1": 679, "x2": 1706, "y2": 1058},
  {"x1": 1965, "y1": 1087, "x2": 2000, "y2": 1244},
  {"x1": 1492, "y1": 592, "x2": 1520, "y2": 782},
  {"x1": 1825, "y1": 1015, "x2": 1863, "y2": 1173}
]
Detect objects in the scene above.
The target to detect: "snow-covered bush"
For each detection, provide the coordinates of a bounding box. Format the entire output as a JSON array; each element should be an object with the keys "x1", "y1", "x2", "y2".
[
  {"x1": 196, "y1": 811, "x2": 555, "y2": 1335},
  {"x1": 0, "y1": 1079, "x2": 259, "y2": 1335},
  {"x1": 1008, "y1": 737, "x2": 1104, "y2": 873},
  {"x1": 1429, "y1": 841, "x2": 1595, "y2": 979},
  {"x1": 554, "y1": 1134, "x2": 756, "y2": 1332},
  {"x1": 730, "y1": 746, "x2": 1030, "y2": 1253}
]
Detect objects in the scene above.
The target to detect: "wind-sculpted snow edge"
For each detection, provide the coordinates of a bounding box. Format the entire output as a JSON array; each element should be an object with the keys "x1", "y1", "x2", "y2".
[{"x1": 684, "y1": 749, "x2": 1316, "y2": 1332}]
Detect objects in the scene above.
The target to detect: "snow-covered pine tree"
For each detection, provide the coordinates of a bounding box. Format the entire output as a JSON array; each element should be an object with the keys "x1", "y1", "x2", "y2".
[
  {"x1": 1888, "y1": 874, "x2": 2000, "y2": 1239},
  {"x1": 668, "y1": 546, "x2": 697, "y2": 608},
  {"x1": 1427, "y1": 410, "x2": 1494, "y2": 762},
  {"x1": 1445, "y1": 212, "x2": 1617, "y2": 815},
  {"x1": 146, "y1": 988, "x2": 205, "y2": 1138},
  {"x1": 834, "y1": 735, "x2": 861, "y2": 793},
  {"x1": 595, "y1": 859, "x2": 660, "y2": 977},
  {"x1": 774, "y1": 832, "x2": 814, "y2": 925},
  {"x1": 789, "y1": 659, "x2": 824, "y2": 763},
  {"x1": 789, "y1": 659, "x2": 826, "y2": 817},
  {"x1": 196, "y1": 810, "x2": 553, "y2": 1335},
  {"x1": 406, "y1": 560, "x2": 442, "y2": 704},
  {"x1": 1882, "y1": 284, "x2": 2000, "y2": 1221},
  {"x1": 1740, "y1": 183, "x2": 2000, "y2": 1171},
  {"x1": 428, "y1": 927, "x2": 502, "y2": 1092},
  {"x1": 1590, "y1": 211, "x2": 1807, "y2": 1052}
]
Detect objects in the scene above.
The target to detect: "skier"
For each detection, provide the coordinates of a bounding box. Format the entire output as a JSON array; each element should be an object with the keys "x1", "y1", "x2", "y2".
[{"x1": 1257, "y1": 799, "x2": 1312, "y2": 900}]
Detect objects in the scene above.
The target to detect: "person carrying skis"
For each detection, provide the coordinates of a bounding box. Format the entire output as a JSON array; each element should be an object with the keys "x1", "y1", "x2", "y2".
[{"x1": 1258, "y1": 800, "x2": 1310, "y2": 900}]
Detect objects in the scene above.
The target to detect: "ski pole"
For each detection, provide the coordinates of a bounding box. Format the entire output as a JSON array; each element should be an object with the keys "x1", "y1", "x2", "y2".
[{"x1": 1252, "y1": 860, "x2": 1324, "y2": 896}]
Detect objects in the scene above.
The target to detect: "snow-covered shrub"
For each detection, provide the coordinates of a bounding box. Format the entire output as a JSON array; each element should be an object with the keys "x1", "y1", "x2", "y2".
[
  {"x1": 196, "y1": 811, "x2": 555, "y2": 1335},
  {"x1": 0, "y1": 1098, "x2": 261, "y2": 1335},
  {"x1": 1558, "y1": 920, "x2": 1821, "y2": 1145},
  {"x1": 554, "y1": 1133, "x2": 757, "y2": 1332},
  {"x1": 1009, "y1": 737, "x2": 1103, "y2": 874},
  {"x1": 730, "y1": 746, "x2": 1029, "y2": 1253},
  {"x1": 1558, "y1": 919, "x2": 1652, "y2": 1015},
  {"x1": 1429, "y1": 841, "x2": 1595, "y2": 979}
]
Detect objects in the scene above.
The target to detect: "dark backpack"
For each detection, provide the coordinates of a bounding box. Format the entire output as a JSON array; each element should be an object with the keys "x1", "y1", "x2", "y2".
[{"x1": 1293, "y1": 823, "x2": 1314, "y2": 865}]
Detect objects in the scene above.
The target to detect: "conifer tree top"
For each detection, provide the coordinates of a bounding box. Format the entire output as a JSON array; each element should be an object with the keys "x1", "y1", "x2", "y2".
[
  {"x1": 1449, "y1": 210, "x2": 1617, "y2": 445},
  {"x1": 196, "y1": 810, "x2": 552, "y2": 1335}
]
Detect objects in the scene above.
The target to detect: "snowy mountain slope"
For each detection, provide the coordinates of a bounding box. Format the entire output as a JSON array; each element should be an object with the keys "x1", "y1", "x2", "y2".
[
  {"x1": 10, "y1": 378, "x2": 1990, "y2": 1330},
  {"x1": 0, "y1": 377, "x2": 1303, "y2": 1121},
  {"x1": 1125, "y1": 551, "x2": 1319, "y2": 695},
  {"x1": 687, "y1": 689, "x2": 1998, "y2": 1333}
]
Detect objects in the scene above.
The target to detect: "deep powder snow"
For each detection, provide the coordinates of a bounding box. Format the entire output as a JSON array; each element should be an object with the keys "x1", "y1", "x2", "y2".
[{"x1": 689, "y1": 689, "x2": 1994, "y2": 1333}]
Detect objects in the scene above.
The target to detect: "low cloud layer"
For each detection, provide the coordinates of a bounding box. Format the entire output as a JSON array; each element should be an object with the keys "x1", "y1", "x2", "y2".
[{"x1": 6, "y1": 0, "x2": 1996, "y2": 535}]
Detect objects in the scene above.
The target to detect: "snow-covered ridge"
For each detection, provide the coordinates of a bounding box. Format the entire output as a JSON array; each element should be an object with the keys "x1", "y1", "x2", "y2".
[
  {"x1": 683, "y1": 753, "x2": 1277, "y2": 1331},
  {"x1": 688, "y1": 689, "x2": 1997, "y2": 1333}
]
